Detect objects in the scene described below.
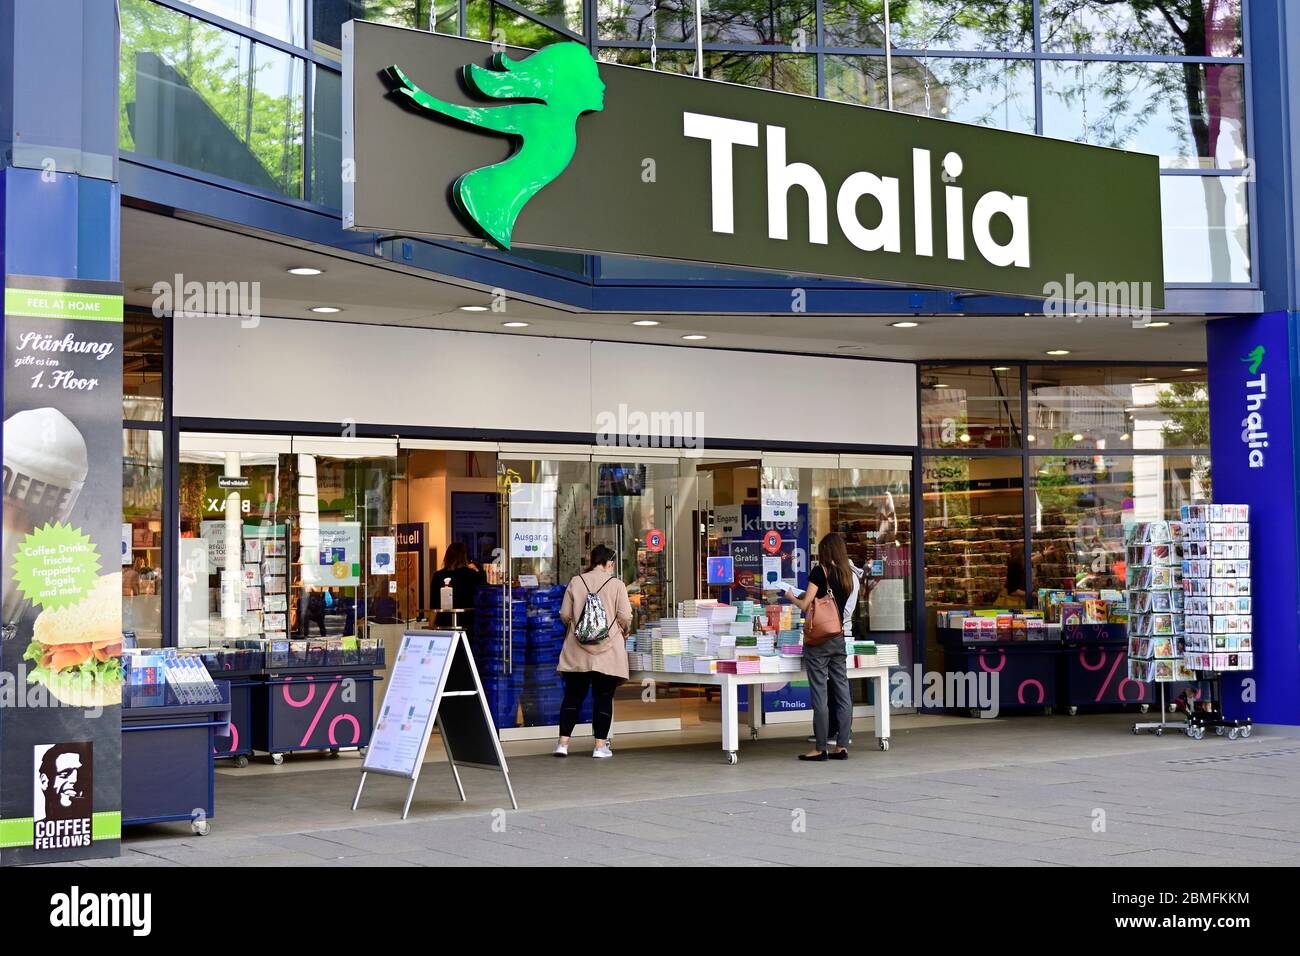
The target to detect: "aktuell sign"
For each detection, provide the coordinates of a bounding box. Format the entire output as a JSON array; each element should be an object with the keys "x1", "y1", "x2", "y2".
[{"x1": 344, "y1": 23, "x2": 1164, "y2": 306}]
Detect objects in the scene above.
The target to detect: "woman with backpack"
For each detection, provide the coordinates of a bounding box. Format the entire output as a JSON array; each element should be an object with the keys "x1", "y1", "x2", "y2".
[
  {"x1": 786, "y1": 533, "x2": 856, "y2": 761},
  {"x1": 555, "y1": 544, "x2": 632, "y2": 759}
]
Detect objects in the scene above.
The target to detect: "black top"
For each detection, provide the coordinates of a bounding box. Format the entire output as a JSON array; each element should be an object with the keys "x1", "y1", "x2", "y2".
[
  {"x1": 434, "y1": 565, "x2": 487, "y2": 610},
  {"x1": 808, "y1": 564, "x2": 851, "y2": 621}
]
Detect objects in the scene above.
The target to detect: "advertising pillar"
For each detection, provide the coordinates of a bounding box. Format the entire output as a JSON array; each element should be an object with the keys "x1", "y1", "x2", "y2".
[
  {"x1": 1206, "y1": 312, "x2": 1300, "y2": 728},
  {"x1": 0, "y1": 0, "x2": 124, "y2": 864}
]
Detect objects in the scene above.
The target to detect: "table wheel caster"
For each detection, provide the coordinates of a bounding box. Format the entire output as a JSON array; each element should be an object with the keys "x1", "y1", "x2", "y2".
[
  {"x1": 191, "y1": 818, "x2": 210, "y2": 836},
  {"x1": 1216, "y1": 725, "x2": 1225, "y2": 736},
  {"x1": 1138, "y1": 704, "x2": 1150, "y2": 714},
  {"x1": 329, "y1": 747, "x2": 340, "y2": 757},
  {"x1": 271, "y1": 753, "x2": 284, "y2": 766},
  {"x1": 1228, "y1": 727, "x2": 1240, "y2": 740},
  {"x1": 879, "y1": 738, "x2": 890, "y2": 752},
  {"x1": 725, "y1": 751, "x2": 738, "y2": 765},
  {"x1": 233, "y1": 755, "x2": 249, "y2": 769},
  {"x1": 749, "y1": 726, "x2": 760, "y2": 740},
  {"x1": 1132, "y1": 726, "x2": 1140, "y2": 735},
  {"x1": 1067, "y1": 706, "x2": 1078, "y2": 717},
  {"x1": 1154, "y1": 727, "x2": 1163, "y2": 737}
]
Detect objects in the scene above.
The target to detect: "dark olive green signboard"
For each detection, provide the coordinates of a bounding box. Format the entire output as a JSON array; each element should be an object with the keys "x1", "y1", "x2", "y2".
[{"x1": 344, "y1": 22, "x2": 1164, "y2": 306}]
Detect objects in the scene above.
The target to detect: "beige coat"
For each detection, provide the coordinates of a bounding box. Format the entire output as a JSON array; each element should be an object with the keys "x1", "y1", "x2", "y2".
[{"x1": 558, "y1": 569, "x2": 632, "y2": 680}]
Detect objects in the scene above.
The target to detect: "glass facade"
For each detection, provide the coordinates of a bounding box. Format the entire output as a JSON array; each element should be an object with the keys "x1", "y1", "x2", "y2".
[{"x1": 121, "y1": 0, "x2": 1251, "y2": 285}]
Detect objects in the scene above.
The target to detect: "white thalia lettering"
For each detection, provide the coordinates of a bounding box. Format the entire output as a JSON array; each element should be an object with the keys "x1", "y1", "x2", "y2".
[{"x1": 682, "y1": 112, "x2": 1030, "y2": 268}]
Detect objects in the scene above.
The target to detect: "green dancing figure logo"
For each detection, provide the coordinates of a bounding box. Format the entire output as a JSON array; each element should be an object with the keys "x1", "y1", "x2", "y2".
[
  {"x1": 1242, "y1": 345, "x2": 1265, "y2": 375},
  {"x1": 387, "y1": 43, "x2": 606, "y2": 250}
]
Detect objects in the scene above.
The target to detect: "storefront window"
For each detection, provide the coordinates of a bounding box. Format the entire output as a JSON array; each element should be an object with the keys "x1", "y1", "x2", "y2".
[
  {"x1": 1030, "y1": 453, "x2": 1210, "y2": 597},
  {"x1": 1160, "y1": 174, "x2": 1251, "y2": 283},
  {"x1": 705, "y1": 52, "x2": 817, "y2": 95},
  {"x1": 312, "y1": 0, "x2": 436, "y2": 57},
  {"x1": 1042, "y1": 61, "x2": 1246, "y2": 170},
  {"x1": 120, "y1": 0, "x2": 305, "y2": 198},
  {"x1": 702, "y1": 0, "x2": 816, "y2": 45},
  {"x1": 123, "y1": 312, "x2": 165, "y2": 423},
  {"x1": 820, "y1": 0, "x2": 885, "y2": 48},
  {"x1": 833, "y1": 460, "x2": 913, "y2": 640},
  {"x1": 597, "y1": 0, "x2": 695, "y2": 43},
  {"x1": 177, "y1": 438, "x2": 397, "y2": 649},
  {"x1": 889, "y1": 0, "x2": 1033, "y2": 53},
  {"x1": 186, "y1": 0, "x2": 306, "y2": 45},
  {"x1": 1039, "y1": 0, "x2": 1242, "y2": 57},
  {"x1": 892, "y1": 55, "x2": 1034, "y2": 132},
  {"x1": 1027, "y1": 365, "x2": 1210, "y2": 452},
  {"x1": 123, "y1": 429, "x2": 165, "y2": 647},
  {"x1": 596, "y1": 47, "x2": 697, "y2": 74},
  {"x1": 921, "y1": 364, "x2": 1022, "y2": 449},
  {"x1": 311, "y1": 66, "x2": 343, "y2": 209},
  {"x1": 465, "y1": 0, "x2": 572, "y2": 47}
]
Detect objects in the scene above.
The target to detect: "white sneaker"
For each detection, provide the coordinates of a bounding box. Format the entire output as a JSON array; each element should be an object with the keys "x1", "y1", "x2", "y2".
[
  {"x1": 553, "y1": 742, "x2": 568, "y2": 757},
  {"x1": 592, "y1": 744, "x2": 613, "y2": 759}
]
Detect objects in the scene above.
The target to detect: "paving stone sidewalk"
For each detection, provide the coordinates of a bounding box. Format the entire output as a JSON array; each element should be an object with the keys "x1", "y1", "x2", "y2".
[{"x1": 64, "y1": 715, "x2": 1300, "y2": 867}]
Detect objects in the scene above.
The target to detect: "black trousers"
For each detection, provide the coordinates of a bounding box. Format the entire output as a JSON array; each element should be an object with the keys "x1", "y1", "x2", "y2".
[{"x1": 559, "y1": 671, "x2": 621, "y2": 740}]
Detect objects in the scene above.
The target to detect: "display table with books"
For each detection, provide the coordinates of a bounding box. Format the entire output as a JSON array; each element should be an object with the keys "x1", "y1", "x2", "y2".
[
  {"x1": 628, "y1": 660, "x2": 894, "y2": 764},
  {"x1": 121, "y1": 651, "x2": 232, "y2": 834}
]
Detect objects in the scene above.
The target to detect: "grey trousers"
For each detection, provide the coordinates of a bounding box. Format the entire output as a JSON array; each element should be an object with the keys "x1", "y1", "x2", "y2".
[{"x1": 804, "y1": 636, "x2": 853, "y2": 751}]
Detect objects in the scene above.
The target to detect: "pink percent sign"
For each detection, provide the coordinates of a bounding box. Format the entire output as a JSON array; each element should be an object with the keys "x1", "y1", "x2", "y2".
[
  {"x1": 1078, "y1": 648, "x2": 1146, "y2": 703},
  {"x1": 282, "y1": 676, "x2": 362, "y2": 747},
  {"x1": 978, "y1": 650, "x2": 1006, "y2": 673}
]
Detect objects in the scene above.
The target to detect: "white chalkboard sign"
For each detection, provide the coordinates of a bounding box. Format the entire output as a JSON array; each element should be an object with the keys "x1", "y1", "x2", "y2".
[{"x1": 353, "y1": 629, "x2": 516, "y2": 818}]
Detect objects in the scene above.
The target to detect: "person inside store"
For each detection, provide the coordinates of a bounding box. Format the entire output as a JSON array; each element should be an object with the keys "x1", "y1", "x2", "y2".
[
  {"x1": 1000, "y1": 544, "x2": 1028, "y2": 608},
  {"x1": 298, "y1": 586, "x2": 327, "y2": 637},
  {"x1": 784, "y1": 533, "x2": 856, "y2": 761},
  {"x1": 555, "y1": 544, "x2": 632, "y2": 759},
  {"x1": 432, "y1": 542, "x2": 488, "y2": 630}
]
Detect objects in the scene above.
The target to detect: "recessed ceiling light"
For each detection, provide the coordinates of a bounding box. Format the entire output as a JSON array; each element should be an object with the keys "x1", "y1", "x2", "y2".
[
  {"x1": 287, "y1": 267, "x2": 323, "y2": 276},
  {"x1": 1145, "y1": 321, "x2": 1171, "y2": 328},
  {"x1": 632, "y1": 319, "x2": 661, "y2": 327},
  {"x1": 1120, "y1": 433, "x2": 1131, "y2": 441},
  {"x1": 890, "y1": 321, "x2": 919, "y2": 328},
  {"x1": 1141, "y1": 377, "x2": 1158, "y2": 382},
  {"x1": 1027, "y1": 434, "x2": 1036, "y2": 442},
  {"x1": 310, "y1": 306, "x2": 341, "y2": 313},
  {"x1": 682, "y1": 334, "x2": 708, "y2": 341},
  {"x1": 959, "y1": 433, "x2": 971, "y2": 443},
  {"x1": 1071, "y1": 433, "x2": 1084, "y2": 441},
  {"x1": 991, "y1": 366, "x2": 1011, "y2": 371},
  {"x1": 502, "y1": 321, "x2": 529, "y2": 328},
  {"x1": 932, "y1": 383, "x2": 949, "y2": 388},
  {"x1": 1181, "y1": 367, "x2": 1199, "y2": 372},
  {"x1": 459, "y1": 305, "x2": 489, "y2": 312},
  {"x1": 1046, "y1": 349, "x2": 1070, "y2": 356}
]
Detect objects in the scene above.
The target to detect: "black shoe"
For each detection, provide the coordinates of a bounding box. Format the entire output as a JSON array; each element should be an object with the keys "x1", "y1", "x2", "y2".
[
  {"x1": 829, "y1": 749, "x2": 849, "y2": 760},
  {"x1": 798, "y1": 751, "x2": 829, "y2": 761}
]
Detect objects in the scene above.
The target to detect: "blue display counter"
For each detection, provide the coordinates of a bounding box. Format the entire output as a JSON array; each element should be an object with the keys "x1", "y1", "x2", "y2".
[
  {"x1": 212, "y1": 675, "x2": 258, "y2": 766},
  {"x1": 121, "y1": 684, "x2": 231, "y2": 833}
]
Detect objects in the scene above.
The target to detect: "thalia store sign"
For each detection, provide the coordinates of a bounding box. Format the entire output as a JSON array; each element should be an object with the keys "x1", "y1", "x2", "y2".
[{"x1": 345, "y1": 24, "x2": 1163, "y2": 305}]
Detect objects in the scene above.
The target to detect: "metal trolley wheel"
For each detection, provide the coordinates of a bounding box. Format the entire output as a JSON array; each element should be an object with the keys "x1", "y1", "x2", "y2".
[
  {"x1": 1241, "y1": 724, "x2": 1253, "y2": 738},
  {"x1": 271, "y1": 753, "x2": 285, "y2": 766},
  {"x1": 1138, "y1": 704, "x2": 1150, "y2": 714},
  {"x1": 233, "y1": 755, "x2": 249, "y2": 769},
  {"x1": 725, "y1": 751, "x2": 738, "y2": 765},
  {"x1": 191, "y1": 818, "x2": 210, "y2": 836},
  {"x1": 879, "y1": 738, "x2": 890, "y2": 752},
  {"x1": 1067, "y1": 706, "x2": 1078, "y2": 717}
]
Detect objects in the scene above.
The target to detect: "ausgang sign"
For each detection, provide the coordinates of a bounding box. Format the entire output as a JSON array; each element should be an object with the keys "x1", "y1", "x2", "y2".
[{"x1": 344, "y1": 22, "x2": 1164, "y2": 306}]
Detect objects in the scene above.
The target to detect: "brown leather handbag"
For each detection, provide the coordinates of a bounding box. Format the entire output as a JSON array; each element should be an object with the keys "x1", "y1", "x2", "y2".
[{"x1": 803, "y1": 570, "x2": 843, "y2": 647}]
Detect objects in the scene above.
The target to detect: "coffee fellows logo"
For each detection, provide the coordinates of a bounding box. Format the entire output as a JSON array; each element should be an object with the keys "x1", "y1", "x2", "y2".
[
  {"x1": 386, "y1": 43, "x2": 606, "y2": 250},
  {"x1": 1240, "y1": 345, "x2": 1267, "y2": 469}
]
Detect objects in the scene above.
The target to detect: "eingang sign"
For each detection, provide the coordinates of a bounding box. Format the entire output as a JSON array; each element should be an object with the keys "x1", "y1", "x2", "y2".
[{"x1": 344, "y1": 23, "x2": 1164, "y2": 306}]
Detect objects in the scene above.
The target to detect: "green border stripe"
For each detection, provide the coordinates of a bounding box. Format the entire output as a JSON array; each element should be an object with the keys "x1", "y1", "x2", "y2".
[
  {"x1": 0, "y1": 812, "x2": 121, "y2": 848},
  {"x1": 4, "y1": 288, "x2": 124, "y2": 322}
]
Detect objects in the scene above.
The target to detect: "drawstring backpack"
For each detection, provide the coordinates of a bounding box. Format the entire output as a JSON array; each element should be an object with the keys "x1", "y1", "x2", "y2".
[{"x1": 575, "y1": 574, "x2": 618, "y2": 646}]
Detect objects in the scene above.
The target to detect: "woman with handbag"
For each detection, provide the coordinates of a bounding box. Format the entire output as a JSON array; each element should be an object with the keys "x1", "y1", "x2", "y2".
[
  {"x1": 787, "y1": 533, "x2": 856, "y2": 761},
  {"x1": 555, "y1": 544, "x2": 632, "y2": 759}
]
